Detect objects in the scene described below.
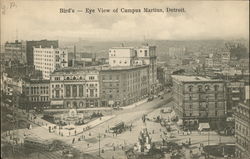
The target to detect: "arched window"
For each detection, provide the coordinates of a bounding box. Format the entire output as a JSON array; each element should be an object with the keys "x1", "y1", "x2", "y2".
[
  {"x1": 188, "y1": 85, "x2": 193, "y2": 92},
  {"x1": 66, "y1": 77, "x2": 70, "y2": 80},
  {"x1": 73, "y1": 76, "x2": 76, "y2": 80},
  {"x1": 205, "y1": 85, "x2": 210, "y2": 91},
  {"x1": 79, "y1": 102, "x2": 83, "y2": 107}
]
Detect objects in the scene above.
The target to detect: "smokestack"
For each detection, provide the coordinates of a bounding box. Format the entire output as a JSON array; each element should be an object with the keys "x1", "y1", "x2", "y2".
[{"x1": 73, "y1": 45, "x2": 76, "y2": 67}]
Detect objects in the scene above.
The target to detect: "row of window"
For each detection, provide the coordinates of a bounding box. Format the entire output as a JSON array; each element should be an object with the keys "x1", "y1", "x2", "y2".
[
  {"x1": 30, "y1": 96, "x2": 49, "y2": 102},
  {"x1": 188, "y1": 85, "x2": 220, "y2": 92},
  {"x1": 184, "y1": 111, "x2": 219, "y2": 117},
  {"x1": 235, "y1": 123, "x2": 249, "y2": 136},
  {"x1": 236, "y1": 106, "x2": 249, "y2": 117},
  {"x1": 188, "y1": 94, "x2": 219, "y2": 100},
  {"x1": 51, "y1": 84, "x2": 98, "y2": 88}
]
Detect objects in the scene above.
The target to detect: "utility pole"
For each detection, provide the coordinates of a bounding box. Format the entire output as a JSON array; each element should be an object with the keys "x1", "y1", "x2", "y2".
[{"x1": 98, "y1": 133, "x2": 101, "y2": 157}]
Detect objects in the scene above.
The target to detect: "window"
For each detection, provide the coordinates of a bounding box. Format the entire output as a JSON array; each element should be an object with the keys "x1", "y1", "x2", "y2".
[
  {"x1": 189, "y1": 95, "x2": 192, "y2": 101},
  {"x1": 188, "y1": 86, "x2": 193, "y2": 92},
  {"x1": 215, "y1": 93, "x2": 218, "y2": 99},
  {"x1": 65, "y1": 85, "x2": 71, "y2": 97},
  {"x1": 144, "y1": 50, "x2": 147, "y2": 56},
  {"x1": 90, "y1": 89, "x2": 94, "y2": 97},
  {"x1": 72, "y1": 85, "x2": 77, "y2": 97},
  {"x1": 55, "y1": 90, "x2": 60, "y2": 98},
  {"x1": 198, "y1": 85, "x2": 202, "y2": 92},
  {"x1": 79, "y1": 85, "x2": 83, "y2": 97},
  {"x1": 205, "y1": 85, "x2": 210, "y2": 91},
  {"x1": 214, "y1": 85, "x2": 219, "y2": 91}
]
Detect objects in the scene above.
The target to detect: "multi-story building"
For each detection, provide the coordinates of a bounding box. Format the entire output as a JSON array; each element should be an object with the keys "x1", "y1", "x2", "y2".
[
  {"x1": 26, "y1": 40, "x2": 59, "y2": 66},
  {"x1": 50, "y1": 67, "x2": 99, "y2": 108},
  {"x1": 136, "y1": 45, "x2": 157, "y2": 93},
  {"x1": 4, "y1": 40, "x2": 27, "y2": 64},
  {"x1": 225, "y1": 81, "x2": 246, "y2": 116},
  {"x1": 34, "y1": 46, "x2": 68, "y2": 79},
  {"x1": 234, "y1": 100, "x2": 250, "y2": 158},
  {"x1": 99, "y1": 65, "x2": 149, "y2": 107},
  {"x1": 108, "y1": 45, "x2": 157, "y2": 94},
  {"x1": 23, "y1": 79, "x2": 50, "y2": 110},
  {"x1": 109, "y1": 47, "x2": 136, "y2": 67},
  {"x1": 172, "y1": 75, "x2": 226, "y2": 128},
  {"x1": 168, "y1": 47, "x2": 186, "y2": 58}
]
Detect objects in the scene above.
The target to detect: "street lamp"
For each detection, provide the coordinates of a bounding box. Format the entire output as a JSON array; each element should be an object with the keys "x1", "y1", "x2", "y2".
[{"x1": 98, "y1": 133, "x2": 101, "y2": 157}]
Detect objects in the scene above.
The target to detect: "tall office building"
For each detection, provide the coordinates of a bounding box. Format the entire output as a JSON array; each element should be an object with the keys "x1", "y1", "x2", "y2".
[{"x1": 33, "y1": 46, "x2": 68, "y2": 79}]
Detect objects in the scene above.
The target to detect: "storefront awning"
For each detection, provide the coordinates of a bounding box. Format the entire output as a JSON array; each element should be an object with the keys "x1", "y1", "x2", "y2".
[
  {"x1": 51, "y1": 100, "x2": 63, "y2": 105},
  {"x1": 198, "y1": 123, "x2": 210, "y2": 131}
]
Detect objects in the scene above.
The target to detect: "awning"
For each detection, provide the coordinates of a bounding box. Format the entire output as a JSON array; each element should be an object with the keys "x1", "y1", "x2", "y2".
[
  {"x1": 198, "y1": 123, "x2": 210, "y2": 131},
  {"x1": 50, "y1": 100, "x2": 63, "y2": 105}
]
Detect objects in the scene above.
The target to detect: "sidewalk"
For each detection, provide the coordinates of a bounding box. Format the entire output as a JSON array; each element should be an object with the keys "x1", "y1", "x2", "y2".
[
  {"x1": 121, "y1": 99, "x2": 148, "y2": 110},
  {"x1": 29, "y1": 114, "x2": 116, "y2": 137}
]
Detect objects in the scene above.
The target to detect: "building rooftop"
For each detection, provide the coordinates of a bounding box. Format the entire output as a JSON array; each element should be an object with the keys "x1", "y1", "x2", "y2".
[
  {"x1": 111, "y1": 47, "x2": 134, "y2": 49},
  {"x1": 100, "y1": 64, "x2": 148, "y2": 71},
  {"x1": 171, "y1": 75, "x2": 221, "y2": 82}
]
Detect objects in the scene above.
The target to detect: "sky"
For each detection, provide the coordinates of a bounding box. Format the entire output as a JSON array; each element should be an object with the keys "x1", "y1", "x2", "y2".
[{"x1": 1, "y1": 0, "x2": 249, "y2": 43}]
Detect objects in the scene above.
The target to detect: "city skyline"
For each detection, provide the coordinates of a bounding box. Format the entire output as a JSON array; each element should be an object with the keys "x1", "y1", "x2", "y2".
[{"x1": 1, "y1": 0, "x2": 249, "y2": 43}]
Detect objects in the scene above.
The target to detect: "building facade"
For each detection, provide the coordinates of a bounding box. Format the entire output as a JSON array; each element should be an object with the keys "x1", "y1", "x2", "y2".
[
  {"x1": 109, "y1": 47, "x2": 136, "y2": 67},
  {"x1": 50, "y1": 68, "x2": 99, "y2": 108},
  {"x1": 99, "y1": 65, "x2": 149, "y2": 107},
  {"x1": 26, "y1": 40, "x2": 59, "y2": 66},
  {"x1": 172, "y1": 75, "x2": 226, "y2": 128},
  {"x1": 234, "y1": 100, "x2": 250, "y2": 158},
  {"x1": 23, "y1": 79, "x2": 50, "y2": 110},
  {"x1": 225, "y1": 81, "x2": 246, "y2": 116},
  {"x1": 4, "y1": 40, "x2": 27, "y2": 64},
  {"x1": 136, "y1": 45, "x2": 157, "y2": 93},
  {"x1": 34, "y1": 46, "x2": 68, "y2": 79}
]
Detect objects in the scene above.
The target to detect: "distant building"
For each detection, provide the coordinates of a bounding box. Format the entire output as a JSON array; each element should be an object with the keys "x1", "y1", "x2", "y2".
[
  {"x1": 168, "y1": 47, "x2": 186, "y2": 58},
  {"x1": 99, "y1": 65, "x2": 149, "y2": 107},
  {"x1": 172, "y1": 75, "x2": 226, "y2": 129},
  {"x1": 23, "y1": 79, "x2": 50, "y2": 110},
  {"x1": 234, "y1": 100, "x2": 250, "y2": 158},
  {"x1": 50, "y1": 67, "x2": 99, "y2": 108},
  {"x1": 4, "y1": 40, "x2": 27, "y2": 64},
  {"x1": 68, "y1": 52, "x2": 98, "y2": 67},
  {"x1": 26, "y1": 40, "x2": 59, "y2": 66},
  {"x1": 5, "y1": 65, "x2": 43, "y2": 80},
  {"x1": 34, "y1": 46, "x2": 68, "y2": 79}
]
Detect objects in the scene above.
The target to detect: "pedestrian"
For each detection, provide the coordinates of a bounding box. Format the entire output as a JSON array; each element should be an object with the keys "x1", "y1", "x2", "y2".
[
  {"x1": 87, "y1": 143, "x2": 89, "y2": 148},
  {"x1": 72, "y1": 138, "x2": 75, "y2": 144},
  {"x1": 75, "y1": 130, "x2": 77, "y2": 135}
]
